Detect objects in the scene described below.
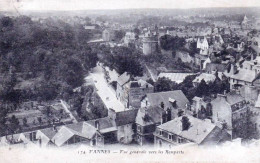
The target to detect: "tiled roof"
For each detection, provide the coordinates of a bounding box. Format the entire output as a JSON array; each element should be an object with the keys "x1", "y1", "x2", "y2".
[
  {"x1": 115, "y1": 109, "x2": 138, "y2": 126},
  {"x1": 117, "y1": 72, "x2": 130, "y2": 86},
  {"x1": 157, "y1": 116, "x2": 217, "y2": 144},
  {"x1": 136, "y1": 106, "x2": 164, "y2": 126},
  {"x1": 146, "y1": 90, "x2": 189, "y2": 110}
]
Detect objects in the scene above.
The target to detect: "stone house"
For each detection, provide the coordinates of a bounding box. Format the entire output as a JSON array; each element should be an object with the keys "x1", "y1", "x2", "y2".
[
  {"x1": 211, "y1": 91, "x2": 249, "y2": 139},
  {"x1": 117, "y1": 74, "x2": 154, "y2": 109},
  {"x1": 107, "y1": 108, "x2": 138, "y2": 144},
  {"x1": 153, "y1": 115, "x2": 230, "y2": 148},
  {"x1": 135, "y1": 106, "x2": 167, "y2": 145}
]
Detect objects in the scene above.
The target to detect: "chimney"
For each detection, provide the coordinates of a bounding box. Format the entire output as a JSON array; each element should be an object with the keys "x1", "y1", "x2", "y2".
[
  {"x1": 108, "y1": 108, "x2": 116, "y2": 120},
  {"x1": 53, "y1": 125, "x2": 57, "y2": 132},
  {"x1": 95, "y1": 120, "x2": 100, "y2": 130},
  {"x1": 181, "y1": 116, "x2": 191, "y2": 131},
  {"x1": 230, "y1": 63, "x2": 237, "y2": 75}
]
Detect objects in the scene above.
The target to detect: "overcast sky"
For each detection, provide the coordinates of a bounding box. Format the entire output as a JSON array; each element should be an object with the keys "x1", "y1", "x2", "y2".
[{"x1": 1, "y1": 0, "x2": 260, "y2": 11}]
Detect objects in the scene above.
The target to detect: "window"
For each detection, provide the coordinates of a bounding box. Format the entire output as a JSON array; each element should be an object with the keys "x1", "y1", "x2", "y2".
[
  {"x1": 168, "y1": 134, "x2": 172, "y2": 140},
  {"x1": 137, "y1": 125, "x2": 141, "y2": 132},
  {"x1": 159, "y1": 130, "x2": 163, "y2": 136},
  {"x1": 178, "y1": 137, "x2": 184, "y2": 144}
]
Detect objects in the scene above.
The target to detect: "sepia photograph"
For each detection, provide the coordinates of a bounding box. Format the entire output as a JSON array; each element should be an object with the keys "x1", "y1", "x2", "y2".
[{"x1": 0, "y1": 0, "x2": 260, "y2": 162}]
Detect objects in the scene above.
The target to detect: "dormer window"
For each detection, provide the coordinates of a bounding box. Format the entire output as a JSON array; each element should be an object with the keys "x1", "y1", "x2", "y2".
[
  {"x1": 168, "y1": 134, "x2": 172, "y2": 140},
  {"x1": 159, "y1": 130, "x2": 163, "y2": 136}
]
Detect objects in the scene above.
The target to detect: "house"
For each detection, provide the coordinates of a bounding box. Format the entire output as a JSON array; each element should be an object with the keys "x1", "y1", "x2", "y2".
[
  {"x1": 248, "y1": 105, "x2": 260, "y2": 139},
  {"x1": 86, "y1": 117, "x2": 117, "y2": 144},
  {"x1": 116, "y1": 72, "x2": 131, "y2": 102},
  {"x1": 191, "y1": 96, "x2": 212, "y2": 119},
  {"x1": 0, "y1": 133, "x2": 35, "y2": 148},
  {"x1": 117, "y1": 74, "x2": 154, "y2": 109},
  {"x1": 197, "y1": 37, "x2": 209, "y2": 55},
  {"x1": 228, "y1": 63, "x2": 260, "y2": 90},
  {"x1": 157, "y1": 73, "x2": 194, "y2": 84},
  {"x1": 102, "y1": 29, "x2": 114, "y2": 42},
  {"x1": 204, "y1": 63, "x2": 228, "y2": 75},
  {"x1": 192, "y1": 73, "x2": 216, "y2": 87},
  {"x1": 141, "y1": 90, "x2": 190, "y2": 119},
  {"x1": 135, "y1": 106, "x2": 166, "y2": 145},
  {"x1": 154, "y1": 115, "x2": 231, "y2": 148},
  {"x1": 108, "y1": 108, "x2": 138, "y2": 144},
  {"x1": 211, "y1": 91, "x2": 249, "y2": 139},
  {"x1": 36, "y1": 127, "x2": 58, "y2": 147}
]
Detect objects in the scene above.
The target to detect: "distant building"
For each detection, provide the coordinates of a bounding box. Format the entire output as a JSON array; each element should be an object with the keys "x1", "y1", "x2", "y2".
[
  {"x1": 124, "y1": 32, "x2": 136, "y2": 45},
  {"x1": 142, "y1": 30, "x2": 159, "y2": 55},
  {"x1": 197, "y1": 37, "x2": 209, "y2": 55},
  {"x1": 154, "y1": 115, "x2": 230, "y2": 147},
  {"x1": 102, "y1": 29, "x2": 112, "y2": 42}
]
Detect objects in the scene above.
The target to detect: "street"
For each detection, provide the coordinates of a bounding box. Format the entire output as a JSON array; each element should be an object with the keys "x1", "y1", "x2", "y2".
[{"x1": 85, "y1": 64, "x2": 125, "y2": 112}]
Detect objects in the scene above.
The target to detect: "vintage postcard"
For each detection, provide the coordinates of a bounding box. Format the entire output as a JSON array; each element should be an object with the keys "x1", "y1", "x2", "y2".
[{"x1": 0, "y1": 0, "x2": 260, "y2": 162}]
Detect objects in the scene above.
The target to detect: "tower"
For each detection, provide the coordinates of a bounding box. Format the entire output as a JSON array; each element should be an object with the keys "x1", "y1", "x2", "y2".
[{"x1": 142, "y1": 30, "x2": 158, "y2": 55}]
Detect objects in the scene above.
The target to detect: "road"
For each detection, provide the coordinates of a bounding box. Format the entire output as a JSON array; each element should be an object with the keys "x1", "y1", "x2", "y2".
[{"x1": 85, "y1": 64, "x2": 125, "y2": 112}]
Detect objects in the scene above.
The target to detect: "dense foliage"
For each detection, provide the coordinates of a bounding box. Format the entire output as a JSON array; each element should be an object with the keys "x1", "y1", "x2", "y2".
[{"x1": 0, "y1": 16, "x2": 98, "y2": 103}]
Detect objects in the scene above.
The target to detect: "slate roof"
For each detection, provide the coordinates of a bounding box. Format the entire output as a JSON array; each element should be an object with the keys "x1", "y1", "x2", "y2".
[
  {"x1": 115, "y1": 109, "x2": 138, "y2": 126},
  {"x1": 230, "y1": 69, "x2": 258, "y2": 82},
  {"x1": 136, "y1": 106, "x2": 165, "y2": 126},
  {"x1": 65, "y1": 122, "x2": 97, "y2": 139},
  {"x1": 117, "y1": 72, "x2": 130, "y2": 86},
  {"x1": 157, "y1": 116, "x2": 217, "y2": 144},
  {"x1": 213, "y1": 91, "x2": 245, "y2": 107},
  {"x1": 51, "y1": 126, "x2": 78, "y2": 147},
  {"x1": 225, "y1": 91, "x2": 245, "y2": 106},
  {"x1": 146, "y1": 90, "x2": 189, "y2": 110},
  {"x1": 39, "y1": 127, "x2": 61, "y2": 140},
  {"x1": 86, "y1": 117, "x2": 116, "y2": 133}
]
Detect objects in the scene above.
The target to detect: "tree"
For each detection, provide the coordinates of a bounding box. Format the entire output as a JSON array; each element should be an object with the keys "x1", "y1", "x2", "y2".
[
  {"x1": 195, "y1": 79, "x2": 209, "y2": 97},
  {"x1": 37, "y1": 117, "x2": 42, "y2": 125},
  {"x1": 9, "y1": 115, "x2": 20, "y2": 134},
  {"x1": 0, "y1": 106, "x2": 8, "y2": 135},
  {"x1": 113, "y1": 30, "x2": 125, "y2": 42},
  {"x1": 23, "y1": 117, "x2": 28, "y2": 127}
]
